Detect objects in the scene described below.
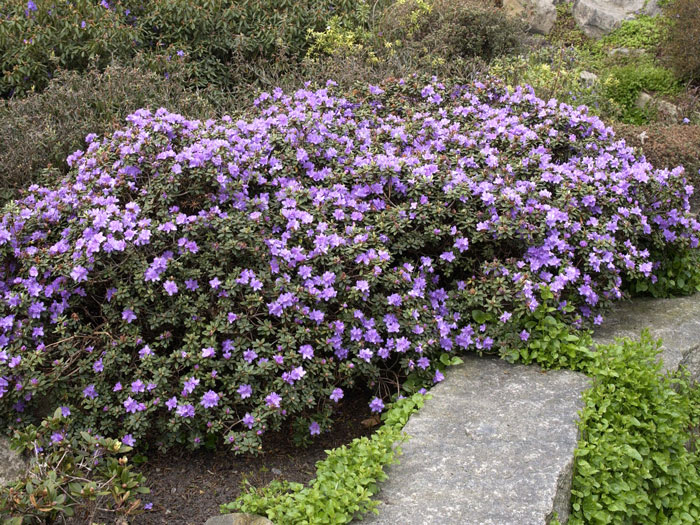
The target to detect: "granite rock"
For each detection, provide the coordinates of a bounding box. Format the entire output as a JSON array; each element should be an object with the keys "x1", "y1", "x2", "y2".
[
  {"x1": 204, "y1": 513, "x2": 274, "y2": 525},
  {"x1": 503, "y1": 0, "x2": 557, "y2": 35},
  {"x1": 358, "y1": 355, "x2": 589, "y2": 525},
  {"x1": 573, "y1": 0, "x2": 660, "y2": 38},
  {"x1": 593, "y1": 293, "x2": 700, "y2": 381},
  {"x1": 0, "y1": 437, "x2": 26, "y2": 487}
]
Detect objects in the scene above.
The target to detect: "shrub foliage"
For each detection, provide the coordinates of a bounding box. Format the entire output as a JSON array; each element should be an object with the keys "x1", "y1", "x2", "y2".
[
  {"x1": 0, "y1": 77, "x2": 698, "y2": 454},
  {"x1": 0, "y1": 0, "x2": 363, "y2": 97},
  {"x1": 662, "y1": 0, "x2": 700, "y2": 85}
]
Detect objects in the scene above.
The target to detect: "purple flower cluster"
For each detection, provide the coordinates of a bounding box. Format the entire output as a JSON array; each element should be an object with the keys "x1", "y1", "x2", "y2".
[{"x1": 0, "y1": 77, "x2": 697, "y2": 453}]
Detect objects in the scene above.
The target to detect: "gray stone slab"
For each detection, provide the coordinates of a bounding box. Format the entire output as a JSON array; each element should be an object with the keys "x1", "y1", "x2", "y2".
[
  {"x1": 593, "y1": 293, "x2": 700, "y2": 381},
  {"x1": 0, "y1": 437, "x2": 26, "y2": 487},
  {"x1": 204, "y1": 513, "x2": 274, "y2": 525},
  {"x1": 358, "y1": 355, "x2": 590, "y2": 525}
]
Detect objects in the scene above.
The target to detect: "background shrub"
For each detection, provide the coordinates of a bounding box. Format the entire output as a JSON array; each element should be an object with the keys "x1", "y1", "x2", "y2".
[
  {"x1": 0, "y1": 0, "x2": 139, "y2": 98},
  {"x1": 0, "y1": 56, "x2": 219, "y2": 206},
  {"x1": 612, "y1": 123, "x2": 700, "y2": 194},
  {"x1": 603, "y1": 62, "x2": 679, "y2": 124},
  {"x1": 377, "y1": 0, "x2": 525, "y2": 64},
  {"x1": 0, "y1": 0, "x2": 367, "y2": 98},
  {"x1": 661, "y1": 0, "x2": 700, "y2": 85},
  {"x1": 0, "y1": 77, "x2": 697, "y2": 457}
]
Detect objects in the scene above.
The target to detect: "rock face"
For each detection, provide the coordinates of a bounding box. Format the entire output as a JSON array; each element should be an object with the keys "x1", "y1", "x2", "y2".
[
  {"x1": 573, "y1": 0, "x2": 660, "y2": 38},
  {"x1": 0, "y1": 437, "x2": 26, "y2": 488},
  {"x1": 593, "y1": 293, "x2": 700, "y2": 382},
  {"x1": 503, "y1": 0, "x2": 558, "y2": 35},
  {"x1": 204, "y1": 514, "x2": 274, "y2": 525},
  {"x1": 358, "y1": 355, "x2": 590, "y2": 525}
]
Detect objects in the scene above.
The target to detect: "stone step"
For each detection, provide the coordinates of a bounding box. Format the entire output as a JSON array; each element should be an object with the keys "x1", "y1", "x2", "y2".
[
  {"x1": 358, "y1": 355, "x2": 590, "y2": 525},
  {"x1": 356, "y1": 293, "x2": 700, "y2": 525},
  {"x1": 593, "y1": 294, "x2": 700, "y2": 382}
]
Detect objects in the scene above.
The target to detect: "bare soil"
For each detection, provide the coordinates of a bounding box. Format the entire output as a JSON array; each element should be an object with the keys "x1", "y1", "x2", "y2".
[{"x1": 125, "y1": 391, "x2": 376, "y2": 525}]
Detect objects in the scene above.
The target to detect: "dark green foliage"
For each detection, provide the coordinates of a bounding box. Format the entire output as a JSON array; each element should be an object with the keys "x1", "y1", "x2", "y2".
[
  {"x1": 0, "y1": 0, "x2": 363, "y2": 98},
  {"x1": 380, "y1": 0, "x2": 525, "y2": 64},
  {"x1": 629, "y1": 248, "x2": 700, "y2": 298},
  {"x1": 0, "y1": 0, "x2": 140, "y2": 98}
]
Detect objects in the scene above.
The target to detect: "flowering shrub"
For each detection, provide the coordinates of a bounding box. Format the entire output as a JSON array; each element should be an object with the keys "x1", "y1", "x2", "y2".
[{"x1": 0, "y1": 76, "x2": 698, "y2": 454}]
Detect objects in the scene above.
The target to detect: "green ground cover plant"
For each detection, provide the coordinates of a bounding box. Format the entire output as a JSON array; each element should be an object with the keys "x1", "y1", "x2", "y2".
[
  {"x1": 221, "y1": 393, "x2": 428, "y2": 524},
  {"x1": 568, "y1": 333, "x2": 700, "y2": 524}
]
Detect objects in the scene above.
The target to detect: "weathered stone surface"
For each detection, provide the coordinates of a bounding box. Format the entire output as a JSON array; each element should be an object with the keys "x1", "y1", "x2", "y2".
[
  {"x1": 635, "y1": 92, "x2": 679, "y2": 123},
  {"x1": 503, "y1": 0, "x2": 557, "y2": 35},
  {"x1": 0, "y1": 437, "x2": 26, "y2": 487},
  {"x1": 204, "y1": 513, "x2": 274, "y2": 525},
  {"x1": 358, "y1": 355, "x2": 590, "y2": 525},
  {"x1": 594, "y1": 293, "x2": 700, "y2": 381},
  {"x1": 579, "y1": 70, "x2": 599, "y2": 87},
  {"x1": 573, "y1": 0, "x2": 660, "y2": 38}
]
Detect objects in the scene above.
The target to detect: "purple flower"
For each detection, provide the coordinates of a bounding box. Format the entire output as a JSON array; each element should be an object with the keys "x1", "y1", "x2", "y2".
[
  {"x1": 122, "y1": 309, "x2": 137, "y2": 323},
  {"x1": 139, "y1": 345, "x2": 153, "y2": 359},
  {"x1": 182, "y1": 376, "x2": 200, "y2": 395},
  {"x1": 122, "y1": 434, "x2": 135, "y2": 446},
  {"x1": 434, "y1": 369, "x2": 445, "y2": 383},
  {"x1": 176, "y1": 404, "x2": 195, "y2": 418},
  {"x1": 330, "y1": 388, "x2": 344, "y2": 402},
  {"x1": 50, "y1": 432, "x2": 64, "y2": 444},
  {"x1": 124, "y1": 397, "x2": 145, "y2": 413},
  {"x1": 70, "y1": 265, "x2": 88, "y2": 282},
  {"x1": 499, "y1": 312, "x2": 512, "y2": 323},
  {"x1": 163, "y1": 280, "x2": 178, "y2": 295},
  {"x1": 369, "y1": 397, "x2": 384, "y2": 413},
  {"x1": 242, "y1": 413, "x2": 255, "y2": 429},
  {"x1": 520, "y1": 330, "x2": 530, "y2": 341},
  {"x1": 237, "y1": 384, "x2": 252, "y2": 399},
  {"x1": 209, "y1": 277, "x2": 221, "y2": 289},
  {"x1": 309, "y1": 421, "x2": 321, "y2": 435},
  {"x1": 82, "y1": 384, "x2": 98, "y2": 399},
  {"x1": 60, "y1": 406, "x2": 71, "y2": 417},
  {"x1": 185, "y1": 279, "x2": 199, "y2": 291},
  {"x1": 299, "y1": 345, "x2": 314, "y2": 360},
  {"x1": 166, "y1": 396, "x2": 177, "y2": 411},
  {"x1": 201, "y1": 346, "x2": 216, "y2": 358},
  {"x1": 131, "y1": 380, "x2": 145, "y2": 393},
  {"x1": 355, "y1": 280, "x2": 370, "y2": 293},
  {"x1": 265, "y1": 392, "x2": 282, "y2": 408},
  {"x1": 200, "y1": 390, "x2": 219, "y2": 409}
]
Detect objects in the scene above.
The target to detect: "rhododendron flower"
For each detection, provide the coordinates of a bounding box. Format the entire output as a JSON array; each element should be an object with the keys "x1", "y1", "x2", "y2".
[
  {"x1": 265, "y1": 392, "x2": 281, "y2": 408},
  {"x1": 369, "y1": 397, "x2": 384, "y2": 413},
  {"x1": 200, "y1": 390, "x2": 219, "y2": 409}
]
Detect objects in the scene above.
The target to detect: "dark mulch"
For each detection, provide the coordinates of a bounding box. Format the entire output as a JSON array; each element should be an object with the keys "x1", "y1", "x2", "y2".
[{"x1": 125, "y1": 391, "x2": 376, "y2": 525}]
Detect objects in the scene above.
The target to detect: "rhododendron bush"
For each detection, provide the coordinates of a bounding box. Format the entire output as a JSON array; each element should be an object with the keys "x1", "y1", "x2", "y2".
[{"x1": 1, "y1": 77, "x2": 698, "y2": 453}]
